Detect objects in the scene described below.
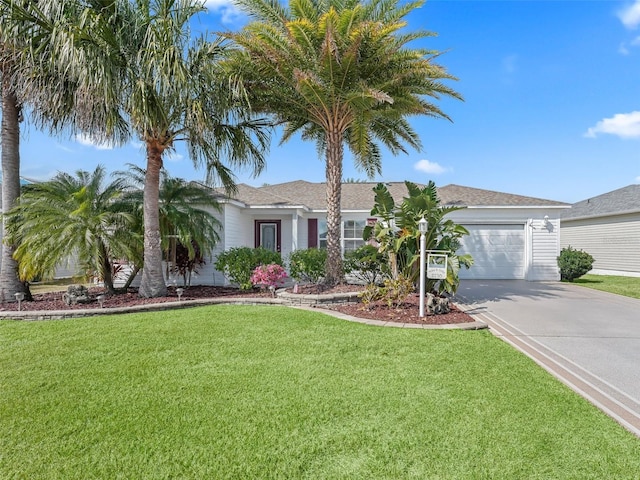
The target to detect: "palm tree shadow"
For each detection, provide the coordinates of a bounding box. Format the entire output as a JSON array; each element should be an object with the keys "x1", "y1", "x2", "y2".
[{"x1": 453, "y1": 279, "x2": 566, "y2": 306}]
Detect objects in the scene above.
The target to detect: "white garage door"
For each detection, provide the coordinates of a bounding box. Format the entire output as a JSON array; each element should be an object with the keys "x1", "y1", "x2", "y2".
[{"x1": 458, "y1": 224, "x2": 525, "y2": 279}]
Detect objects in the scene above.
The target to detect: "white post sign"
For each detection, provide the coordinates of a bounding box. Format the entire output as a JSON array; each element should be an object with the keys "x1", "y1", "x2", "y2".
[{"x1": 427, "y1": 254, "x2": 448, "y2": 280}]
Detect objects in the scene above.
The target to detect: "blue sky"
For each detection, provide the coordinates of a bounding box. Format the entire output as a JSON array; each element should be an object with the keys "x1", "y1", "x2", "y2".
[{"x1": 15, "y1": 0, "x2": 640, "y2": 203}]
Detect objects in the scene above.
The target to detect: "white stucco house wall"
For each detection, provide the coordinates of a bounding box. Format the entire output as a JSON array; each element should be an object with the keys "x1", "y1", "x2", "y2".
[
  {"x1": 184, "y1": 181, "x2": 569, "y2": 285},
  {"x1": 561, "y1": 184, "x2": 640, "y2": 277}
]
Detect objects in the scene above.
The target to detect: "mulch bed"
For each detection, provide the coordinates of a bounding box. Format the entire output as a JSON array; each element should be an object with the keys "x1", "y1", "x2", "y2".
[{"x1": 2, "y1": 284, "x2": 476, "y2": 325}]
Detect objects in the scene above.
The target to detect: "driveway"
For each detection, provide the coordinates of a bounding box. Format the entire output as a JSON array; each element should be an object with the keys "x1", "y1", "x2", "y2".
[{"x1": 455, "y1": 280, "x2": 640, "y2": 437}]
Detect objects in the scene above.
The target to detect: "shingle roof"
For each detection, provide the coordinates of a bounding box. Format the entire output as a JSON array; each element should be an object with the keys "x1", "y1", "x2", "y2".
[
  {"x1": 438, "y1": 184, "x2": 568, "y2": 207},
  {"x1": 222, "y1": 180, "x2": 567, "y2": 210},
  {"x1": 561, "y1": 184, "x2": 640, "y2": 220}
]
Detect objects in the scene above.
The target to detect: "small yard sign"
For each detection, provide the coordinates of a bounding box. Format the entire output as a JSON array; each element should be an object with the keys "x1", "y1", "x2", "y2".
[{"x1": 427, "y1": 254, "x2": 448, "y2": 280}]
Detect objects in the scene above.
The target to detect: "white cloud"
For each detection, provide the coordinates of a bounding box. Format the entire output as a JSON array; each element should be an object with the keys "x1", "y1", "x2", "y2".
[
  {"x1": 55, "y1": 143, "x2": 75, "y2": 153},
  {"x1": 636, "y1": 176, "x2": 640, "y2": 182},
  {"x1": 203, "y1": 0, "x2": 243, "y2": 25},
  {"x1": 203, "y1": 0, "x2": 233, "y2": 8},
  {"x1": 414, "y1": 159, "x2": 447, "y2": 175},
  {"x1": 619, "y1": 1, "x2": 640, "y2": 29},
  {"x1": 584, "y1": 111, "x2": 640, "y2": 139},
  {"x1": 166, "y1": 151, "x2": 184, "y2": 162},
  {"x1": 619, "y1": 42, "x2": 631, "y2": 55},
  {"x1": 75, "y1": 133, "x2": 114, "y2": 150}
]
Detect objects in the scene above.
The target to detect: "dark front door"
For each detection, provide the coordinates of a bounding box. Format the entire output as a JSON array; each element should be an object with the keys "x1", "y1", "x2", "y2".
[{"x1": 255, "y1": 220, "x2": 281, "y2": 253}]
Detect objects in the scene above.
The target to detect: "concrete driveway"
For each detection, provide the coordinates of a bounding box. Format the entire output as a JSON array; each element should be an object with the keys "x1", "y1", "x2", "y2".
[{"x1": 455, "y1": 280, "x2": 640, "y2": 437}]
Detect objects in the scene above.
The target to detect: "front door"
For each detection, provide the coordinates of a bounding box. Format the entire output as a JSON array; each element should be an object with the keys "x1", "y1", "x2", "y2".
[{"x1": 255, "y1": 220, "x2": 281, "y2": 253}]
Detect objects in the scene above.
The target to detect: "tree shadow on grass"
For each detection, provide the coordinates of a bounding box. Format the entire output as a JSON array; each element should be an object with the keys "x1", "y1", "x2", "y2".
[{"x1": 571, "y1": 279, "x2": 604, "y2": 285}]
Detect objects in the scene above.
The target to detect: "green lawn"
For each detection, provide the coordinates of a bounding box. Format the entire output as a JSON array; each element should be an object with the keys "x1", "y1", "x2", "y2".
[
  {"x1": 29, "y1": 277, "x2": 93, "y2": 294},
  {"x1": 572, "y1": 274, "x2": 640, "y2": 299},
  {"x1": 1, "y1": 306, "x2": 639, "y2": 479}
]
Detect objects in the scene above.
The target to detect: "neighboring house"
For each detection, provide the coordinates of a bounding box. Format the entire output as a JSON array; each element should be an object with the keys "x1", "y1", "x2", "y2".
[
  {"x1": 185, "y1": 181, "x2": 568, "y2": 285},
  {"x1": 560, "y1": 184, "x2": 640, "y2": 277}
]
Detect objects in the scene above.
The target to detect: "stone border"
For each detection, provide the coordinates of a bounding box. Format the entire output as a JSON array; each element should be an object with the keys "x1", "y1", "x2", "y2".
[
  {"x1": 0, "y1": 292, "x2": 487, "y2": 330},
  {"x1": 0, "y1": 297, "x2": 286, "y2": 321},
  {"x1": 276, "y1": 288, "x2": 360, "y2": 306},
  {"x1": 294, "y1": 305, "x2": 488, "y2": 330}
]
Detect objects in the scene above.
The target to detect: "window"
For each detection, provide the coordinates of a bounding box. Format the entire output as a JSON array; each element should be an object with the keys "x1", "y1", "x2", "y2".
[
  {"x1": 317, "y1": 220, "x2": 366, "y2": 253},
  {"x1": 343, "y1": 220, "x2": 366, "y2": 253},
  {"x1": 319, "y1": 221, "x2": 328, "y2": 249}
]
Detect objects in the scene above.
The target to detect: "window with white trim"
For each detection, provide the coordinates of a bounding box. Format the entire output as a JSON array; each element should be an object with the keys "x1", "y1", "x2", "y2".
[
  {"x1": 319, "y1": 220, "x2": 328, "y2": 249},
  {"x1": 344, "y1": 220, "x2": 366, "y2": 253},
  {"x1": 318, "y1": 220, "x2": 367, "y2": 253}
]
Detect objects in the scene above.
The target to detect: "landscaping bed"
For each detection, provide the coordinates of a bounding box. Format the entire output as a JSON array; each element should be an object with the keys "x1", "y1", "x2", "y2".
[{"x1": 2, "y1": 284, "x2": 476, "y2": 325}]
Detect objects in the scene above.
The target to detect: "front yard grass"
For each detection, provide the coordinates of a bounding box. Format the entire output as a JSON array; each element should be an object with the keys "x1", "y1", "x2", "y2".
[
  {"x1": 572, "y1": 274, "x2": 640, "y2": 299},
  {"x1": 1, "y1": 305, "x2": 639, "y2": 479}
]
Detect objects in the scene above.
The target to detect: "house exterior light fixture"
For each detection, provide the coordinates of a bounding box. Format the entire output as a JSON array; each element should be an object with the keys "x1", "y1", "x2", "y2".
[{"x1": 418, "y1": 217, "x2": 428, "y2": 317}]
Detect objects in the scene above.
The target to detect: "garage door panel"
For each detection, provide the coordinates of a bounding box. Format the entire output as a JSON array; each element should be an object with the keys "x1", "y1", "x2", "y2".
[{"x1": 458, "y1": 224, "x2": 525, "y2": 280}]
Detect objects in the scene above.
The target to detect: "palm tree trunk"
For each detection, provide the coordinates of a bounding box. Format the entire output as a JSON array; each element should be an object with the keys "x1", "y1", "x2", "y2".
[
  {"x1": 122, "y1": 264, "x2": 141, "y2": 290},
  {"x1": 98, "y1": 240, "x2": 115, "y2": 293},
  {"x1": 0, "y1": 75, "x2": 25, "y2": 302},
  {"x1": 324, "y1": 129, "x2": 344, "y2": 286},
  {"x1": 138, "y1": 142, "x2": 168, "y2": 298}
]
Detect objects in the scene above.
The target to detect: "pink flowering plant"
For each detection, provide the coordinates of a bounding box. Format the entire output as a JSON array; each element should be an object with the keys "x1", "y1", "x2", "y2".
[{"x1": 250, "y1": 263, "x2": 288, "y2": 295}]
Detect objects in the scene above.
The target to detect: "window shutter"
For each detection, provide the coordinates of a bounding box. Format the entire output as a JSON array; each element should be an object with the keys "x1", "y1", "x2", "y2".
[{"x1": 308, "y1": 219, "x2": 318, "y2": 248}]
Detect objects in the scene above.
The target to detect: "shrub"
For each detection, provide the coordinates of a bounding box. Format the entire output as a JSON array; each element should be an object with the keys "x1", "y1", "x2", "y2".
[
  {"x1": 215, "y1": 247, "x2": 282, "y2": 290},
  {"x1": 169, "y1": 241, "x2": 205, "y2": 287},
  {"x1": 250, "y1": 263, "x2": 288, "y2": 295},
  {"x1": 380, "y1": 276, "x2": 415, "y2": 308},
  {"x1": 558, "y1": 246, "x2": 594, "y2": 282},
  {"x1": 288, "y1": 248, "x2": 327, "y2": 284},
  {"x1": 343, "y1": 245, "x2": 389, "y2": 285},
  {"x1": 358, "y1": 283, "x2": 382, "y2": 309},
  {"x1": 357, "y1": 275, "x2": 414, "y2": 309}
]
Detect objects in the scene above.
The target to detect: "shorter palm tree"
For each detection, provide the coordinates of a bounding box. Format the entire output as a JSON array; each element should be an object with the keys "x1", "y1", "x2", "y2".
[
  {"x1": 115, "y1": 165, "x2": 223, "y2": 286},
  {"x1": 5, "y1": 166, "x2": 137, "y2": 293}
]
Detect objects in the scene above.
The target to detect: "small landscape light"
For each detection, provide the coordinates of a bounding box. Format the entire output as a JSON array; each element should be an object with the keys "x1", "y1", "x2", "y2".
[
  {"x1": 176, "y1": 288, "x2": 184, "y2": 301},
  {"x1": 15, "y1": 292, "x2": 24, "y2": 311},
  {"x1": 97, "y1": 294, "x2": 106, "y2": 308}
]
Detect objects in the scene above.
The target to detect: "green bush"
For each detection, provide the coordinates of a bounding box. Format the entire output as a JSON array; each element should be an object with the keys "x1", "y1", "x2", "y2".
[
  {"x1": 558, "y1": 246, "x2": 594, "y2": 282},
  {"x1": 343, "y1": 245, "x2": 389, "y2": 285},
  {"x1": 288, "y1": 248, "x2": 327, "y2": 284},
  {"x1": 357, "y1": 275, "x2": 414, "y2": 309},
  {"x1": 215, "y1": 247, "x2": 282, "y2": 290}
]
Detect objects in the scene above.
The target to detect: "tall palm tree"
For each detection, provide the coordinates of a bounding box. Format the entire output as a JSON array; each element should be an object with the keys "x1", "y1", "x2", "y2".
[
  {"x1": 0, "y1": 0, "x2": 113, "y2": 301},
  {"x1": 0, "y1": 6, "x2": 27, "y2": 302},
  {"x1": 3, "y1": 0, "x2": 270, "y2": 297},
  {"x1": 224, "y1": 0, "x2": 461, "y2": 284},
  {"x1": 4, "y1": 166, "x2": 137, "y2": 293}
]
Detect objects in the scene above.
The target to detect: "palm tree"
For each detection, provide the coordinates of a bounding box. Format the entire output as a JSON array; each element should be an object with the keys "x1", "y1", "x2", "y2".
[
  {"x1": 5, "y1": 166, "x2": 137, "y2": 293},
  {"x1": 115, "y1": 164, "x2": 223, "y2": 286},
  {"x1": 3, "y1": 0, "x2": 270, "y2": 297},
  {"x1": 224, "y1": 0, "x2": 461, "y2": 284},
  {"x1": 0, "y1": 6, "x2": 28, "y2": 302},
  {"x1": 0, "y1": 0, "x2": 112, "y2": 301}
]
